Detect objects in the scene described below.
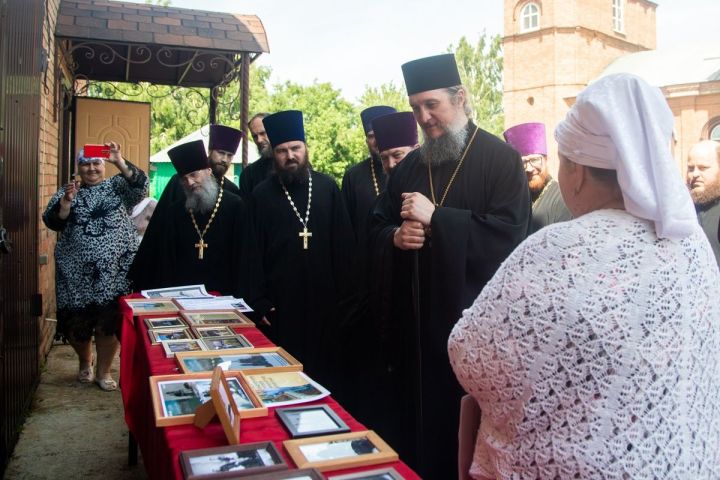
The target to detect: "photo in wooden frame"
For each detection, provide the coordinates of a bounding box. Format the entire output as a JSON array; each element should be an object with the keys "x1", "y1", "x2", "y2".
[
  {"x1": 326, "y1": 467, "x2": 404, "y2": 479},
  {"x1": 161, "y1": 339, "x2": 207, "y2": 358},
  {"x1": 201, "y1": 334, "x2": 253, "y2": 351},
  {"x1": 240, "y1": 468, "x2": 324, "y2": 480},
  {"x1": 244, "y1": 371, "x2": 330, "y2": 408},
  {"x1": 144, "y1": 316, "x2": 187, "y2": 330},
  {"x1": 149, "y1": 372, "x2": 267, "y2": 427},
  {"x1": 125, "y1": 298, "x2": 179, "y2": 315},
  {"x1": 210, "y1": 366, "x2": 241, "y2": 444},
  {"x1": 175, "y1": 348, "x2": 302, "y2": 374},
  {"x1": 181, "y1": 310, "x2": 254, "y2": 328},
  {"x1": 276, "y1": 404, "x2": 350, "y2": 438},
  {"x1": 148, "y1": 326, "x2": 193, "y2": 345},
  {"x1": 180, "y1": 441, "x2": 287, "y2": 479},
  {"x1": 192, "y1": 325, "x2": 237, "y2": 338},
  {"x1": 283, "y1": 431, "x2": 398, "y2": 472}
]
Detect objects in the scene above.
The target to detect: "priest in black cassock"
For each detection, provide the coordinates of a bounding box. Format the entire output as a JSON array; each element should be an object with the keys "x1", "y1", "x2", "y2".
[
  {"x1": 369, "y1": 53, "x2": 531, "y2": 479},
  {"x1": 249, "y1": 110, "x2": 355, "y2": 389},
  {"x1": 155, "y1": 140, "x2": 263, "y2": 304},
  {"x1": 128, "y1": 124, "x2": 243, "y2": 290},
  {"x1": 239, "y1": 112, "x2": 274, "y2": 201}
]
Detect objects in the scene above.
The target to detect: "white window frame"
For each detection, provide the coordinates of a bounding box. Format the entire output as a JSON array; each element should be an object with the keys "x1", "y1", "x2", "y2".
[
  {"x1": 612, "y1": 0, "x2": 625, "y2": 33},
  {"x1": 520, "y1": 3, "x2": 540, "y2": 33}
]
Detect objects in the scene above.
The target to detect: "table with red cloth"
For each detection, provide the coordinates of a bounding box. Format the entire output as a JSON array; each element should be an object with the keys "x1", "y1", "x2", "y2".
[{"x1": 119, "y1": 294, "x2": 420, "y2": 479}]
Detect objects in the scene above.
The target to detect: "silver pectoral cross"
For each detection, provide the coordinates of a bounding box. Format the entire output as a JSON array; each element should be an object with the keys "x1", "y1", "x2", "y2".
[
  {"x1": 298, "y1": 227, "x2": 312, "y2": 250},
  {"x1": 195, "y1": 240, "x2": 208, "y2": 259}
]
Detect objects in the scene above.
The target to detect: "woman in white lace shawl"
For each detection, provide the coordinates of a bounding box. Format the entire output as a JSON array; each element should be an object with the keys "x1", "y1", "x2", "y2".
[{"x1": 448, "y1": 73, "x2": 720, "y2": 480}]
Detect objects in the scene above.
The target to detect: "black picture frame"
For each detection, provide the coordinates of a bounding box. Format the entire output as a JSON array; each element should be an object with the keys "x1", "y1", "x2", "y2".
[
  {"x1": 276, "y1": 404, "x2": 351, "y2": 438},
  {"x1": 180, "y1": 441, "x2": 287, "y2": 479}
]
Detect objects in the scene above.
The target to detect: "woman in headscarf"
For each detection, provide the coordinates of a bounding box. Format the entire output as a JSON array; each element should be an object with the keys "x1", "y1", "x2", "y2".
[
  {"x1": 43, "y1": 142, "x2": 147, "y2": 391},
  {"x1": 448, "y1": 74, "x2": 720, "y2": 479}
]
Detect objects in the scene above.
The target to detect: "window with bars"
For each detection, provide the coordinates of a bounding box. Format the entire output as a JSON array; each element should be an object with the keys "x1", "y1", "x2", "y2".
[{"x1": 521, "y1": 3, "x2": 540, "y2": 32}]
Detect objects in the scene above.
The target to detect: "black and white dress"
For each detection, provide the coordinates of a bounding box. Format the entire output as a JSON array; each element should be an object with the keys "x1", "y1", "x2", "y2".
[{"x1": 43, "y1": 163, "x2": 147, "y2": 341}]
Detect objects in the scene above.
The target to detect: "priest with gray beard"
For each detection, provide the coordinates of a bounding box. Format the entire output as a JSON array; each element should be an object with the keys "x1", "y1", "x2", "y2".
[
  {"x1": 157, "y1": 140, "x2": 265, "y2": 304},
  {"x1": 369, "y1": 53, "x2": 530, "y2": 479}
]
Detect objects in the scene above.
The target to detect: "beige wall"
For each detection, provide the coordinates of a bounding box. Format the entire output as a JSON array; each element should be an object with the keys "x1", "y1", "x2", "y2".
[
  {"x1": 38, "y1": 0, "x2": 62, "y2": 358},
  {"x1": 503, "y1": 0, "x2": 657, "y2": 174}
]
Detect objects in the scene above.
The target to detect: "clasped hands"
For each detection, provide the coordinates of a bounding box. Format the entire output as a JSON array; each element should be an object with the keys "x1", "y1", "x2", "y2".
[{"x1": 393, "y1": 192, "x2": 435, "y2": 250}]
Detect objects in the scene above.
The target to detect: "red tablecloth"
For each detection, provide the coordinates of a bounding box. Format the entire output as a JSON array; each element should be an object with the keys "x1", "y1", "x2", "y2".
[{"x1": 119, "y1": 294, "x2": 420, "y2": 479}]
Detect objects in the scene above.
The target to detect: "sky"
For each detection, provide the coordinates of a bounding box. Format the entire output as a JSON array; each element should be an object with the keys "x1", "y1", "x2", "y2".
[{"x1": 125, "y1": 0, "x2": 719, "y2": 102}]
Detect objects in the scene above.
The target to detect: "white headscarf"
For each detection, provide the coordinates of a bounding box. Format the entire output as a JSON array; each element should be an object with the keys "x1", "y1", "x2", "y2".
[{"x1": 554, "y1": 73, "x2": 696, "y2": 239}]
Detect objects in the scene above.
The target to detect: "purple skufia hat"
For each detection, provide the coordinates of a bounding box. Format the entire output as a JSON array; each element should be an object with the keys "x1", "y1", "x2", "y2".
[
  {"x1": 209, "y1": 124, "x2": 242, "y2": 153},
  {"x1": 372, "y1": 112, "x2": 418, "y2": 152},
  {"x1": 360, "y1": 106, "x2": 397, "y2": 134},
  {"x1": 503, "y1": 122, "x2": 547, "y2": 157},
  {"x1": 168, "y1": 140, "x2": 209, "y2": 176}
]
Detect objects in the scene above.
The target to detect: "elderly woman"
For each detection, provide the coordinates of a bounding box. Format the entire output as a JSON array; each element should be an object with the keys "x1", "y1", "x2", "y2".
[
  {"x1": 43, "y1": 142, "x2": 147, "y2": 391},
  {"x1": 448, "y1": 74, "x2": 720, "y2": 479}
]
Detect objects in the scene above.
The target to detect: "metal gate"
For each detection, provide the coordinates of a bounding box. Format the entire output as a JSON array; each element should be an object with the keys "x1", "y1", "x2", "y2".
[{"x1": 0, "y1": 0, "x2": 43, "y2": 473}]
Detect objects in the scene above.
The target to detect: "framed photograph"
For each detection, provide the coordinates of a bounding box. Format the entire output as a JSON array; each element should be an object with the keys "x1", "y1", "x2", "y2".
[
  {"x1": 162, "y1": 339, "x2": 207, "y2": 358},
  {"x1": 175, "y1": 348, "x2": 302, "y2": 375},
  {"x1": 125, "y1": 298, "x2": 179, "y2": 315},
  {"x1": 201, "y1": 335, "x2": 253, "y2": 351},
  {"x1": 240, "y1": 469, "x2": 324, "y2": 480},
  {"x1": 244, "y1": 371, "x2": 330, "y2": 408},
  {"x1": 210, "y1": 367, "x2": 241, "y2": 444},
  {"x1": 149, "y1": 372, "x2": 267, "y2": 427},
  {"x1": 276, "y1": 404, "x2": 350, "y2": 438},
  {"x1": 181, "y1": 310, "x2": 254, "y2": 328},
  {"x1": 326, "y1": 467, "x2": 404, "y2": 479},
  {"x1": 284, "y1": 431, "x2": 398, "y2": 472},
  {"x1": 144, "y1": 316, "x2": 186, "y2": 330},
  {"x1": 192, "y1": 325, "x2": 237, "y2": 338},
  {"x1": 180, "y1": 441, "x2": 287, "y2": 479},
  {"x1": 148, "y1": 326, "x2": 193, "y2": 345},
  {"x1": 141, "y1": 284, "x2": 210, "y2": 299}
]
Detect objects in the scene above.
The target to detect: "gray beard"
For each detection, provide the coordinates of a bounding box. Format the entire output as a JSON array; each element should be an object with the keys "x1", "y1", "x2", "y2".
[
  {"x1": 418, "y1": 124, "x2": 469, "y2": 166},
  {"x1": 259, "y1": 144, "x2": 273, "y2": 160},
  {"x1": 184, "y1": 175, "x2": 220, "y2": 214}
]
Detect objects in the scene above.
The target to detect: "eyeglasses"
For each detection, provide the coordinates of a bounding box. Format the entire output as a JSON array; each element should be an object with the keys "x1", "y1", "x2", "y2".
[{"x1": 522, "y1": 156, "x2": 544, "y2": 168}]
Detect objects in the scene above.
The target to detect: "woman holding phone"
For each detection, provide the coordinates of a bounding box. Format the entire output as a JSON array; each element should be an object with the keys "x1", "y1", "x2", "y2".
[{"x1": 43, "y1": 142, "x2": 148, "y2": 391}]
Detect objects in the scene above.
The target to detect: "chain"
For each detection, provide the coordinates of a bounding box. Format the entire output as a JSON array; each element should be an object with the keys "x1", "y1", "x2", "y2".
[
  {"x1": 189, "y1": 177, "x2": 224, "y2": 243},
  {"x1": 369, "y1": 157, "x2": 380, "y2": 196},
  {"x1": 281, "y1": 173, "x2": 312, "y2": 229}
]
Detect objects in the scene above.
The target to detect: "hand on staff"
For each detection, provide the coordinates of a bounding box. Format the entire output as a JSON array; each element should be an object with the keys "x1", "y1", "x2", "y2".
[
  {"x1": 400, "y1": 192, "x2": 435, "y2": 227},
  {"x1": 393, "y1": 220, "x2": 425, "y2": 250}
]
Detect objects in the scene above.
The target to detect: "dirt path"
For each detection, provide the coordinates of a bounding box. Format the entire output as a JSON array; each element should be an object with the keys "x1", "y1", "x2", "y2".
[{"x1": 4, "y1": 343, "x2": 147, "y2": 479}]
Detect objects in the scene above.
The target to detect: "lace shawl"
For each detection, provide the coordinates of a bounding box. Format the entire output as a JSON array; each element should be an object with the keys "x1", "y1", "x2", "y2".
[{"x1": 448, "y1": 209, "x2": 720, "y2": 479}]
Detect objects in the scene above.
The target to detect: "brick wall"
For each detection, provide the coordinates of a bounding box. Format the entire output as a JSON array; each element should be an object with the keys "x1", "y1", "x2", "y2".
[{"x1": 37, "y1": 0, "x2": 62, "y2": 359}]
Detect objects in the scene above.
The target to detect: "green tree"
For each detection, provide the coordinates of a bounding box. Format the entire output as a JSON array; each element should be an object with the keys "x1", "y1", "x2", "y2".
[
  {"x1": 145, "y1": 0, "x2": 171, "y2": 6},
  {"x1": 357, "y1": 82, "x2": 409, "y2": 113},
  {"x1": 448, "y1": 32, "x2": 504, "y2": 136}
]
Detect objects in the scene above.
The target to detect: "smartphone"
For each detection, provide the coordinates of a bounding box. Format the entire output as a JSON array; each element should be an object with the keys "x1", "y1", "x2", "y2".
[{"x1": 83, "y1": 144, "x2": 110, "y2": 158}]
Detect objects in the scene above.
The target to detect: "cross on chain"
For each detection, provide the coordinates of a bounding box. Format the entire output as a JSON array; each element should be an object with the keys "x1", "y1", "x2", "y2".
[
  {"x1": 298, "y1": 227, "x2": 312, "y2": 250},
  {"x1": 195, "y1": 240, "x2": 208, "y2": 259}
]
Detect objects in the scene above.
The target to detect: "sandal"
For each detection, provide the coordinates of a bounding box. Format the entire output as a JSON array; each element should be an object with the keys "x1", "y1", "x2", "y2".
[
  {"x1": 95, "y1": 377, "x2": 118, "y2": 391},
  {"x1": 77, "y1": 365, "x2": 95, "y2": 383}
]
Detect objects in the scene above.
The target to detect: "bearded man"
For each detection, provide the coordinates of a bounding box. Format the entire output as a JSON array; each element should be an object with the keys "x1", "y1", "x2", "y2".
[
  {"x1": 686, "y1": 139, "x2": 720, "y2": 266},
  {"x1": 156, "y1": 140, "x2": 260, "y2": 298},
  {"x1": 369, "y1": 53, "x2": 530, "y2": 479},
  {"x1": 249, "y1": 110, "x2": 355, "y2": 387},
  {"x1": 129, "y1": 124, "x2": 243, "y2": 290},
  {"x1": 504, "y1": 122, "x2": 571, "y2": 233},
  {"x1": 239, "y1": 112, "x2": 274, "y2": 200}
]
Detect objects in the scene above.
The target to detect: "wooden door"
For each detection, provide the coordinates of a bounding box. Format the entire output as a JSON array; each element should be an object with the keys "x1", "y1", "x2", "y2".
[{"x1": 74, "y1": 97, "x2": 150, "y2": 178}]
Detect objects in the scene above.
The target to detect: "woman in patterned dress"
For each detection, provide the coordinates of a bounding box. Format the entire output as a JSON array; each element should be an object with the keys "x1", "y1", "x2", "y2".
[
  {"x1": 43, "y1": 142, "x2": 147, "y2": 391},
  {"x1": 448, "y1": 74, "x2": 720, "y2": 479}
]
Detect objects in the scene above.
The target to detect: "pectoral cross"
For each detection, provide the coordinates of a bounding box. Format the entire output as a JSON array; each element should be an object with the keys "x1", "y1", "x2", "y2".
[
  {"x1": 298, "y1": 227, "x2": 312, "y2": 250},
  {"x1": 195, "y1": 240, "x2": 208, "y2": 259}
]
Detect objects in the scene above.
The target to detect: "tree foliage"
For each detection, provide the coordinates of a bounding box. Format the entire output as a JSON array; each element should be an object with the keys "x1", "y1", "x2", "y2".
[
  {"x1": 448, "y1": 32, "x2": 504, "y2": 136},
  {"x1": 357, "y1": 82, "x2": 410, "y2": 113}
]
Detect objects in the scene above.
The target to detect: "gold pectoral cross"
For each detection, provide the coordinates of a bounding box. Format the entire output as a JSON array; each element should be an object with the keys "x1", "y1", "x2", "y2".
[
  {"x1": 195, "y1": 240, "x2": 208, "y2": 259},
  {"x1": 299, "y1": 227, "x2": 312, "y2": 250}
]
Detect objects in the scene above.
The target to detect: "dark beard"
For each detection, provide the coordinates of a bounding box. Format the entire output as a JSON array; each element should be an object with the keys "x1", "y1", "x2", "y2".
[
  {"x1": 183, "y1": 175, "x2": 220, "y2": 214},
  {"x1": 418, "y1": 123, "x2": 469, "y2": 166},
  {"x1": 275, "y1": 154, "x2": 311, "y2": 186},
  {"x1": 691, "y1": 179, "x2": 720, "y2": 208}
]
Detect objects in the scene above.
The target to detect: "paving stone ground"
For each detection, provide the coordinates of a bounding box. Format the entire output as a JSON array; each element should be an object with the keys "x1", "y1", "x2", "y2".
[{"x1": 4, "y1": 343, "x2": 148, "y2": 480}]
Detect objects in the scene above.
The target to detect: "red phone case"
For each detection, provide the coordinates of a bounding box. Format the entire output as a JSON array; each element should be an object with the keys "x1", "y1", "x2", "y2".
[{"x1": 83, "y1": 144, "x2": 109, "y2": 158}]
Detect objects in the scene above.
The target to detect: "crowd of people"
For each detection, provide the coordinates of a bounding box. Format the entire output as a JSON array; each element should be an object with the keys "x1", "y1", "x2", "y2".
[{"x1": 44, "y1": 52, "x2": 720, "y2": 479}]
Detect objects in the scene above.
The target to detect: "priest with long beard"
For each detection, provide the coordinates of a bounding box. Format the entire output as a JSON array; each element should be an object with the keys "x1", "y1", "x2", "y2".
[
  {"x1": 249, "y1": 110, "x2": 355, "y2": 391},
  {"x1": 369, "y1": 53, "x2": 530, "y2": 479},
  {"x1": 504, "y1": 122, "x2": 571, "y2": 234},
  {"x1": 157, "y1": 140, "x2": 264, "y2": 304}
]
